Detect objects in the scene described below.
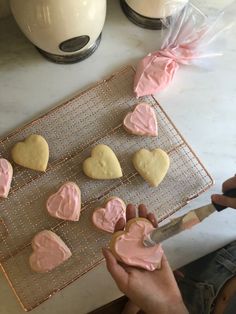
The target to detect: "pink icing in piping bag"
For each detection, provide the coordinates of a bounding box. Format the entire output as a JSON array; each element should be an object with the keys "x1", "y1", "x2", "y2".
[
  {"x1": 134, "y1": 52, "x2": 179, "y2": 97},
  {"x1": 134, "y1": 2, "x2": 236, "y2": 97}
]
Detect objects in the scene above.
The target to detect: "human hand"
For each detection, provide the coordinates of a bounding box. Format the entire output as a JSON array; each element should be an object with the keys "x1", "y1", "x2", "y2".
[
  {"x1": 102, "y1": 204, "x2": 188, "y2": 314},
  {"x1": 211, "y1": 176, "x2": 236, "y2": 209}
]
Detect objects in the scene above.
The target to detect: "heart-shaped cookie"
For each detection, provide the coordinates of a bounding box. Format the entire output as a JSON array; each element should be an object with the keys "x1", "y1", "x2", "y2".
[
  {"x1": 47, "y1": 182, "x2": 81, "y2": 221},
  {"x1": 92, "y1": 197, "x2": 126, "y2": 233},
  {"x1": 83, "y1": 144, "x2": 123, "y2": 180},
  {"x1": 133, "y1": 148, "x2": 170, "y2": 187},
  {"x1": 0, "y1": 158, "x2": 13, "y2": 198},
  {"x1": 11, "y1": 134, "x2": 49, "y2": 172},
  {"x1": 123, "y1": 103, "x2": 158, "y2": 136},
  {"x1": 110, "y1": 218, "x2": 163, "y2": 271},
  {"x1": 29, "y1": 230, "x2": 72, "y2": 273}
]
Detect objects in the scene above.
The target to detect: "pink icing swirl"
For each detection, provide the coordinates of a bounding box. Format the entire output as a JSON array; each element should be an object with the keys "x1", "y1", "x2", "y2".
[
  {"x1": 123, "y1": 103, "x2": 158, "y2": 136},
  {"x1": 92, "y1": 198, "x2": 126, "y2": 233},
  {"x1": 29, "y1": 230, "x2": 72, "y2": 273},
  {"x1": 0, "y1": 158, "x2": 13, "y2": 198},
  {"x1": 47, "y1": 182, "x2": 81, "y2": 221},
  {"x1": 114, "y1": 219, "x2": 163, "y2": 271}
]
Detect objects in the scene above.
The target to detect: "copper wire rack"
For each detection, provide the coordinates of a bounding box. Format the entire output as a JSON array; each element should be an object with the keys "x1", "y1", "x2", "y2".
[{"x1": 0, "y1": 66, "x2": 213, "y2": 311}]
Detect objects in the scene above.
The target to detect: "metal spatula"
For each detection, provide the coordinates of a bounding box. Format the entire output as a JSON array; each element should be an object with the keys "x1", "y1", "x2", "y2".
[{"x1": 143, "y1": 189, "x2": 236, "y2": 247}]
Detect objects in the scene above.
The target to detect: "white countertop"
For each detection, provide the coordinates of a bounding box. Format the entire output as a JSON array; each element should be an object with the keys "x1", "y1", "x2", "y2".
[{"x1": 0, "y1": 1, "x2": 236, "y2": 313}]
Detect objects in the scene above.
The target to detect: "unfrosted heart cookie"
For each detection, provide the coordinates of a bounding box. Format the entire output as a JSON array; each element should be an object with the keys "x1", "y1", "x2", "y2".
[
  {"x1": 123, "y1": 103, "x2": 158, "y2": 136},
  {"x1": 47, "y1": 182, "x2": 81, "y2": 221},
  {"x1": 29, "y1": 230, "x2": 72, "y2": 273},
  {"x1": 133, "y1": 148, "x2": 170, "y2": 187},
  {"x1": 110, "y1": 218, "x2": 163, "y2": 271},
  {"x1": 92, "y1": 197, "x2": 126, "y2": 233},
  {"x1": 0, "y1": 158, "x2": 13, "y2": 198},
  {"x1": 83, "y1": 144, "x2": 123, "y2": 180},
  {"x1": 11, "y1": 134, "x2": 49, "y2": 172}
]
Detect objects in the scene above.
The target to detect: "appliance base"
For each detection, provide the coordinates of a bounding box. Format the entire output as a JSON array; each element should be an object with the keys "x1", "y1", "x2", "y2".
[
  {"x1": 36, "y1": 33, "x2": 102, "y2": 64},
  {"x1": 120, "y1": 0, "x2": 167, "y2": 30}
]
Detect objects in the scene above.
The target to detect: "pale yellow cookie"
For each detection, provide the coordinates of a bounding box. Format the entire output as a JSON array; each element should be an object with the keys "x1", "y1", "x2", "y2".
[
  {"x1": 83, "y1": 144, "x2": 122, "y2": 179},
  {"x1": 133, "y1": 148, "x2": 170, "y2": 187},
  {"x1": 11, "y1": 134, "x2": 49, "y2": 172}
]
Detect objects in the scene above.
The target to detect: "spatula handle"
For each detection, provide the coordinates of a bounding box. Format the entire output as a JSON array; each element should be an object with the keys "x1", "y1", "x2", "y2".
[{"x1": 213, "y1": 188, "x2": 236, "y2": 211}]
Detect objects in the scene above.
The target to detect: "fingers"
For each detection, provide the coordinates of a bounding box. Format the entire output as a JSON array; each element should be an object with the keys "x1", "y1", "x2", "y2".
[
  {"x1": 126, "y1": 204, "x2": 136, "y2": 220},
  {"x1": 211, "y1": 176, "x2": 236, "y2": 210},
  {"x1": 147, "y1": 213, "x2": 158, "y2": 227},
  {"x1": 222, "y1": 176, "x2": 236, "y2": 192},
  {"x1": 115, "y1": 204, "x2": 137, "y2": 232},
  {"x1": 115, "y1": 204, "x2": 136, "y2": 231},
  {"x1": 138, "y1": 204, "x2": 158, "y2": 227},
  {"x1": 117, "y1": 203, "x2": 157, "y2": 230},
  {"x1": 115, "y1": 217, "x2": 126, "y2": 232},
  {"x1": 211, "y1": 194, "x2": 236, "y2": 209},
  {"x1": 102, "y1": 248, "x2": 128, "y2": 292},
  {"x1": 138, "y1": 204, "x2": 147, "y2": 218}
]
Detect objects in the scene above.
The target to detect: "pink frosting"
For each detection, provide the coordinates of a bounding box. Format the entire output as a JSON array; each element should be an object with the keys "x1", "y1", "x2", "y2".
[
  {"x1": 29, "y1": 230, "x2": 72, "y2": 273},
  {"x1": 92, "y1": 198, "x2": 126, "y2": 233},
  {"x1": 123, "y1": 103, "x2": 158, "y2": 136},
  {"x1": 47, "y1": 182, "x2": 81, "y2": 221},
  {"x1": 0, "y1": 158, "x2": 13, "y2": 198},
  {"x1": 134, "y1": 52, "x2": 179, "y2": 97},
  {"x1": 133, "y1": 5, "x2": 210, "y2": 98},
  {"x1": 114, "y1": 219, "x2": 163, "y2": 271}
]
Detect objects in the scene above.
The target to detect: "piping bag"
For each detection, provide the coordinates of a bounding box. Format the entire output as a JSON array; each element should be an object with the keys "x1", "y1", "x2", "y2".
[{"x1": 134, "y1": 1, "x2": 236, "y2": 98}]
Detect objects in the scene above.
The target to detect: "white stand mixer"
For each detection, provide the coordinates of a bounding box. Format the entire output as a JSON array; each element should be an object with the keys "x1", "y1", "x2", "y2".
[
  {"x1": 120, "y1": 0, "x2": 188, "y2": 29},
  {"x1": 10, "y1": 0, "x2": 107, "y2": 63}
]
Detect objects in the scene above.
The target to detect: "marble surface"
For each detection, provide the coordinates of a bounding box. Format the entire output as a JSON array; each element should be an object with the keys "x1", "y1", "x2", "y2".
[{"x1": 0, "y1": 0, "x2": 236, "y2": 313}]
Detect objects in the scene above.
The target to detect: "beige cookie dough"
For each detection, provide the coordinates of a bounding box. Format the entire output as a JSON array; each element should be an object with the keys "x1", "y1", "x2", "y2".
[
  {"x1": 11, "y1": 134, "x2": 49, "y2": 172},
  {"x1": 133, "y1": 148, "x2": 170, "y2": 187},
  {"x1": 83, "y1": 144, "x2": 123, "y2": 179}
]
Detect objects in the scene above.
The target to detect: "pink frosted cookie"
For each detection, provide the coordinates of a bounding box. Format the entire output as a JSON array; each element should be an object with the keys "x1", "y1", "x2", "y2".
[
  {"x1": 0, "y1": 158, "x2": 13, "y2": 198},
  {"x1": 46, "y1": 182, "x2": 81, "y2": 221},
  {"x1": 123, "y1": 103, "x2": 158, "y2": 136},
  {"x1": 29, "y1": 230, "x2": 72, "y2": 273},
  {"x1": 110, "y1": 218, "x2": 163, "y2": 271},
  {"x1": 92, "y1": 197, "x2": 126, "y2": 233}
]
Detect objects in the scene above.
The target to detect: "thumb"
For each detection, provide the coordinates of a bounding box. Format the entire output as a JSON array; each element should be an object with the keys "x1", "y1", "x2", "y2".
[
  {"x1": 212, "y1": 194, "x2": 236, "y2": 209},
  {"x1": 160, "y1": 253, "x2": 172, "y2": 272},
  {"x1": 102, "y1": 248, "x2": 128, "y2": 292}
]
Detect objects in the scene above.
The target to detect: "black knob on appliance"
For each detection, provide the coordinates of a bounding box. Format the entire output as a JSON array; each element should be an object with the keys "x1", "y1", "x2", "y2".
[{"x1": 59, "y1": 35, "x2": 90, "y2": 52}]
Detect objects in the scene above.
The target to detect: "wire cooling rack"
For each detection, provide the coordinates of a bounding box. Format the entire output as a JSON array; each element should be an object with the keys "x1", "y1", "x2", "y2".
[{"x1": 0, "y1": 66, "x2": 213, "y2": 311}]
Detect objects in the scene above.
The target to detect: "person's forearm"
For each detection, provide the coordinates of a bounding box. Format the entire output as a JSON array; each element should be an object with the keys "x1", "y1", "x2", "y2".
[
  {"x1": 146, "y1": 300, "x2": 188, "y2": 314},
  {"x1": 167, "y1": 302, "x2": 189, "y2": 314}
]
